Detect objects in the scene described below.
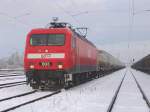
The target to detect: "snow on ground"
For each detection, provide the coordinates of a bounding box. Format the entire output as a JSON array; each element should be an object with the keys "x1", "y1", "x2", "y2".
[
  {"x1": 0, "y1": 71, "x2": 25, "y2": 84},
  {"x1": 131, "y1": 68, "x2": 150, "y2": 102},
  {"x1": 8, "y1": 71, "x2": 24, "y2": 75},
  {"x1": 0, "y1": 68, "x2": 149, "y2": 112},
  {"x1": 0, "y1": 84, "x2": 33, "y2": 100},
  {"x1": 11, "y1": 69, "x2": 126, "y2": 112},
  {"x1": 0, "y1": 75, "x2": 25, "y2": 81},
  {"x1": 112, "y1": 69, "x2": 149, "y2": 112},
  {"x1": 0, "y1": 78, "x2": 25, "y2": 85},
  {"x1": 0, "y1": 72, "x2": 24, "y2": 76},
  {"x1": 0, "y1": 70, "x2": 24, "y2": 76},
  {"x1": 0, "y1": 91, "x2": 53, "y2": 112}
]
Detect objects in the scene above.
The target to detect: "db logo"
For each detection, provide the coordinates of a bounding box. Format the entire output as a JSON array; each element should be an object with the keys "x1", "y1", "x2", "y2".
[{"x1": 41, "y1": 54, "x2": 51, "y2": 59}]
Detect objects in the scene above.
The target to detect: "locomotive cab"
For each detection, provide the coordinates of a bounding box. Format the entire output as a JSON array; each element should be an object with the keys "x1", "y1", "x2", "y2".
[{"x1": 24, "y1": 26, "x2": 73, "y2": 89}]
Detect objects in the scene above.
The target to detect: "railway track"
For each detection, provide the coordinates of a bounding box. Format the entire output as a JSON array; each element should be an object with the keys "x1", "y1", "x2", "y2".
[
  {"x1": 0, "y1": 90, "x2": 37, "y2": 102},
  {"x1": 0, "y1": 81, "x2": 26, "y2": 89},
  {"x1": 0, "y1": 69, "x2": 24, "y2": 72},
  {"x1": 0, "y1": 69, "x2": 125, "y2": 111},
  {"x1": 1, "y1": 69, "x2": 148, "y2": 112},
  {"x1": 0, "y1": 74, "x2": 24, "y2": 78},
  {"x1": 107, "y1": 69, "x2": 150, "y2": 112},
  {"x1": 0, "y1": 73, "x2": 25, "y2": 82},
  {"x1": 0, "y1": 77, "x2": 25, "y2": 81},
  {"x1": 106, "y1": 70, "x2": 127, "y2": 112},
  {"x1": 0, "y1": 90, "x2": 61, "y2": 112},
  {"x1": 130, "y1": 70, "x2": 150, "y2": 109},
  {"x1": 0, "y1": 72, "x2": 110, "y2": 112},
  {"x1": 11, "y1": 73, "x2": 24, "y2": 75}
]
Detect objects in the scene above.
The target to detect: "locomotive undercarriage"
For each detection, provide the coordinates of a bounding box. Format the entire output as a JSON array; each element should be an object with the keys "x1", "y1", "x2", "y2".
[
  {"x1": 25, "y1": 68, "x2": 123, "y2": 90},
  {"x1": 26, "y1": 70, "x2": 66, "y2": 90},
  {"x1": 25, "y1": 70, "x2": 100, "y2": 90}
]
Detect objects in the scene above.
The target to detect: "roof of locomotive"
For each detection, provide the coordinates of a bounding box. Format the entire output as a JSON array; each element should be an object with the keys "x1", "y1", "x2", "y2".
[{"x1": 29, "y1": 27, "x2": 71, "y2": 34}]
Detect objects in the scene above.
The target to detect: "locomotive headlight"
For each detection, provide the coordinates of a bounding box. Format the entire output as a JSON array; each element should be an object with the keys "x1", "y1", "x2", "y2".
[
  {"x1": 57, "y1": 62, "x2": 63, "y2": 69},
  {"x1": 58, "y1": 65, "x2": 63, "y2": 69},
  {"x1": 30, "y1": 65, "x2": 34, "y2": 69}
]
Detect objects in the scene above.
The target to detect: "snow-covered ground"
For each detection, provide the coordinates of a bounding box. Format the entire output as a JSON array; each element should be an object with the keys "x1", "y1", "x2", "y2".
[
  {"x1": 0, "y1": 72, "x2": 25, "y2": 84},
  {"x1": 112, "y1": 69, "x2": 149, "y2": 112},
  {"x1": 0, "y1": 91, "x2": 53, "y2": 112},
  {"x1": 0, "y1": 68, "x2": 149, "y2": 112},
  {"x1": 0, "y1": 71, "x2": 24, "y2": 75},
  {"x1": 0, "y1": 78, "x2": 25, "y2": 85},
  {"x1": 0, "y1": 85, "x2": 32, "y2": 100},
  {"x1": 10, "y1": 69, "x2": 126, "y2": 112},
  {"x1": 0, "y1": 75, "x2": 25, "y2": 81},
  {"x1": 131, "y1": 69, "x2": 150, "y2": 103}
]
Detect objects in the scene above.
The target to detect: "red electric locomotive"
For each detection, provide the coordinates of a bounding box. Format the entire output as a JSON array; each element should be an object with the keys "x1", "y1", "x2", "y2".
[{"x1": 24, "y1": 19, "x2": 98, "y2": 89}]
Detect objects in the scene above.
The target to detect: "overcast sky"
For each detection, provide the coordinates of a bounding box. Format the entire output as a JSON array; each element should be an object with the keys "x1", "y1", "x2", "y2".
[{"x1": 0, "y1": 0, "x2": 150, "y2": 63}]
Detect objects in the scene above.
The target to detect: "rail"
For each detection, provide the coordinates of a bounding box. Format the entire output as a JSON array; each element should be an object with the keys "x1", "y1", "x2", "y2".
[
  {"x1": 0, "y1": 90, "x2": 37, "y2": 102},
  {"x1": 0, "y1": 69, "x2": 24, "y2": 71},
  {"x1": 107, "y1": 70, "x2": 127, "y2": 112},
  {"x1": 1, "y1": 90, "x2": 61, "y2": 112},
  {"x1": 0, "y1": 81, "x2": 26, "y2": 89},
  {"x1": 130, "y1": 70, "x2": 150, "y2": 109}
]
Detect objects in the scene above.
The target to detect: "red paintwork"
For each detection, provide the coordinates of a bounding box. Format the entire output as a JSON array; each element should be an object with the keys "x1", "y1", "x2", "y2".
[{"x1": 24, "y1": 27, "x2": 97, "y2": 72}]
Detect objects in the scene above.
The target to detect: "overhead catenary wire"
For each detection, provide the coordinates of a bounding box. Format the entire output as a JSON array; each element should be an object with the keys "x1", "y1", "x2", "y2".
[
  {"x1": 68, "y1": 0, "x2": 77, "y2": 9},
  {"x1": 0, "y1": 12, "x2": 31, "y2": 27},
  {"x1": 54, "y1": 2, "x2": 82, "y2": 26},
  {"x1": 52, "y1": 2, "x2": 94, "y2": 38},
  {"x1": 133, "y1": 9, "x2": 150, "y2": 15},
  {"x1": 71, "y1": 11, "x2": 89, "y2": 17},
  {"x1": 128, "y1": 0, "x2": 150, "y2": 65},
  {"x1": 54, "y1": 1, "x2": 96, "y2": 34}
]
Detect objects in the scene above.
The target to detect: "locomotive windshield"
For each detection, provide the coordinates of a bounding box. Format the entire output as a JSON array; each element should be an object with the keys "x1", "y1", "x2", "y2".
[{"x1": 30, "y1": 34, "x2": 65, "y2": 46}]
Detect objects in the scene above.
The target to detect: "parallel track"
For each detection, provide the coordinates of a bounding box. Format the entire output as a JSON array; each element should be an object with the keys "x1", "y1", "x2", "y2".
[
  {"x1": 0, "y1": 90, "x2": 61, "y2": 112},
  {"x1": 0, "y1": 81, "x2": 26, "y2": 86},
  {"x1": 0, "y1": 81, "x2": 26, "y2": 89},
  {"x1": 0, "y1": 69, "x2": 125, "y2": 112},
  {"x1": 130, "y1": 70, "x2": 150, "y2": 109},
  {"x1": 0, "y1": 71, "x2": 111, "y2": 111},
  {"x1": 107, "y1": 70, "x2": 126, "y2": 112},
  {"x1": 0, "y1": 74, "x2": 24, "y2": 78},
  {"x1": 0, "y1": 90, "x2": 37, "y2": 102},
  {"x1": 0, "y1": 69, "x2": 24, "y2": 72},
  {"x1": 0, "y1": 77, "x2": 25, "y2": 81}
]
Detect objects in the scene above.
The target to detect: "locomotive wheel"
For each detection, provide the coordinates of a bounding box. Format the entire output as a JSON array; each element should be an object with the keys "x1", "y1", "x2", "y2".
[
  {"x1": 64, "y1": 81, "x2": 70, "y2": 89},
  {"x1": 31, "y1": 84, "x2": 39, "y2": 89}
]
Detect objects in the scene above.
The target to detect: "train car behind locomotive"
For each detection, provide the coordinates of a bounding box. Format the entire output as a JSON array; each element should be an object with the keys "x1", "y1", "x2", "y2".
[
  {"x1": 24, "y1": 20, "x2": 97, "y2": 89},
  {"x1": 97, "y1": 50, "x2": 125, "y2": 72}
]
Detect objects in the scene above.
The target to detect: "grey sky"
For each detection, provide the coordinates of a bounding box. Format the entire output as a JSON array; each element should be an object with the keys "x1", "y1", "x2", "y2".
[{"x1": 0, "y1": 0, "x2": 150, "y2": 62}]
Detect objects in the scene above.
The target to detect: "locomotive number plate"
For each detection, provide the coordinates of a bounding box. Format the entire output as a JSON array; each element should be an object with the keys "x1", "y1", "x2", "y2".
[{"x1": 40, "y1": 62, "x2": 50, "y2": 67}]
